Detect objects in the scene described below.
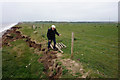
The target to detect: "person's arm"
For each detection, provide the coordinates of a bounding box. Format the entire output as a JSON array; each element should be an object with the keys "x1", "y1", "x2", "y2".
[
  {"x1": 55, "y1": 29, "x2": 59, "y2": 36},
  {"x1": 47, "y1": 29, "x2": 51, "y2": 40}
]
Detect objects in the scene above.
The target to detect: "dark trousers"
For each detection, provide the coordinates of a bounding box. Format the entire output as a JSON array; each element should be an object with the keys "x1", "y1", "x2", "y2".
[{"x1": 48, "y1": 38, "x2": 56, "y2": 49}]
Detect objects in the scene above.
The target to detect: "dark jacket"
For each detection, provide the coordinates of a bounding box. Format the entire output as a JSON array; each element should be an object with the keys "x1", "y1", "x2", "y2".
[{"x1": 47, "y1": 28, "x2": 59, "y2": 40}]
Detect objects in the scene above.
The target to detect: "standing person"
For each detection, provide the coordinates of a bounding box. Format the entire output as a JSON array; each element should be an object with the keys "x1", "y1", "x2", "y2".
[{"x1": 47, "y1": 25, "x2": 61, "y2": 50}]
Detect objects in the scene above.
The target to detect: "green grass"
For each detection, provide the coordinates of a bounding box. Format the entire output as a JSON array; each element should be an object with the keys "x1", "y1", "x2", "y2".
[
  {"x1": 58, "y1": 23, "x2": 118, "y2": 78},
  {"x1": 2, "y1": 39, "x2": 46, "y2": 78},
  {"x1": 61, "y1": 65, "x2": 75, "y2": 78},
  {"x1": 3, "y1": 22, "x2": 118, "y2": 78}
]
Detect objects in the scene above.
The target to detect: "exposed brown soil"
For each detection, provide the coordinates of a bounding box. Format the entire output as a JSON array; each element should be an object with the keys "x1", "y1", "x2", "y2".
[
  {"x1": 2, "y1": 26, "x2": 63, "y2": 78},
  {"x1": 38, "y1": 51, "x2": 62, "y2": 79},
  {"x1": 56, "y1": 53, "x2": 91, "y2": 78},
  {"x1": 2, "y1": 27, "x2": 23, "y2": 46}
]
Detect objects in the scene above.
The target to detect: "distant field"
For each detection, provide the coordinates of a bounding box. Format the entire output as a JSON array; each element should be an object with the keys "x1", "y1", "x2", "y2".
[{"x1": 2, "y1": 22, "x2": 118, "y2": 78}]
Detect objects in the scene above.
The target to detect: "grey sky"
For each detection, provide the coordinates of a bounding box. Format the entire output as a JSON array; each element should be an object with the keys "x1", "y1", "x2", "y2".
[{"x1": 1, "y1": 1, "x2": 118, "y2": 23}]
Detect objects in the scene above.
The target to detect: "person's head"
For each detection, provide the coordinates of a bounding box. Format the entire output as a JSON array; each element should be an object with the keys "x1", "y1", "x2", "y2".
[{"x1": 51, "y1": 25, "x2": 56, "y2": 30}]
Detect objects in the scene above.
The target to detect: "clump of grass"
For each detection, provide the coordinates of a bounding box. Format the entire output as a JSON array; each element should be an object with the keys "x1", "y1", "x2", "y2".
[
  {"x1": 11, "y1": 33, "x2": 16, "y2": 38},
  {"x1": 62, "y1": 68, "x2": 68, "y2": 75},
  {"x1": 41, "y1": 34, "x2": 45, "y2": 38}
]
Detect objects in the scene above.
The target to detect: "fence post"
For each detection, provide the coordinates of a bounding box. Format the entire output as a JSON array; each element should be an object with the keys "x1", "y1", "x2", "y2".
[{"x1": 71, "y1": 32, "x2": 74, "y2": 59}]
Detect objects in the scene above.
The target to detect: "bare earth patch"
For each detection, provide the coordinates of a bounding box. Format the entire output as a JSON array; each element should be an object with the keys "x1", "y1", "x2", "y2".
[{"x1": 56, "y1": 53, "x2": 91, "y2": 78}]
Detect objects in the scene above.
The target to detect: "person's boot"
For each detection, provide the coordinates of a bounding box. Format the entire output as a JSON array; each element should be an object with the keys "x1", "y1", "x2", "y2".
[
  {"x1": 53, "y1": 47, "x2": 58, "y2": 51},
  {"x1": 48, "y1": 48, "x2": 50, "y2": 51}
]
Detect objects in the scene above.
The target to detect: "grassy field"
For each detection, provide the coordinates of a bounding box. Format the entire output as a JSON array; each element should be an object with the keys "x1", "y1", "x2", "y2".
[
  {"x1": 2, "y1": 39, "x2": 47, "y2": 78},
  {"x1": 2, "y1": 22, "x2": 118, "y2": 78}
]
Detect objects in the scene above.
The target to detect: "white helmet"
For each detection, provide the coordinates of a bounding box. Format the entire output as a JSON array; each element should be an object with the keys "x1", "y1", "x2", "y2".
[{"x1": 51, "y1": 25, "x2": 56, "y2": 28}]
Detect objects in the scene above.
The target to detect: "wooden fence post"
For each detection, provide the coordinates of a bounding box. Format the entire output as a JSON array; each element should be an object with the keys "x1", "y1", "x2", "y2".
[{"x1": 71, "y1": 32, "x2": 74, "y2": 59}]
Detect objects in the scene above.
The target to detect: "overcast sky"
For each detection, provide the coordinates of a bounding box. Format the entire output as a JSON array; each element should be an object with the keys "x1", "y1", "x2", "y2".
[{"x1": 1, "y1": 0, "x2": 119, "y2": 23}]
